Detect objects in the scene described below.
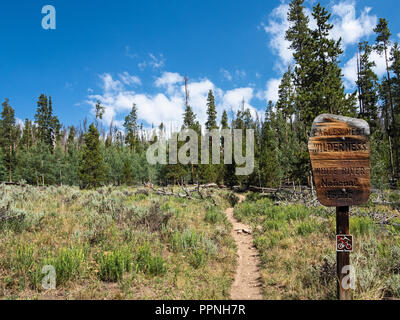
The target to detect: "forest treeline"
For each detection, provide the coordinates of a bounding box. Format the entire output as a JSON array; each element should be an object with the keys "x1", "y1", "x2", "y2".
[{"x1": 1, "y1": 0, "x2": 400, "y2": 189}]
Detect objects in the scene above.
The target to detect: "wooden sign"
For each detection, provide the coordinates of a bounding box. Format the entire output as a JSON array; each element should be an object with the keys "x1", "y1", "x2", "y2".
[{"x1": 308, "y1": 114, "x2": 370, "y2": 207}]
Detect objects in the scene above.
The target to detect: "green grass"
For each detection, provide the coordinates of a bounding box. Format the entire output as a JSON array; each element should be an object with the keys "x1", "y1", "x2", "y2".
[
  {"x1": 0, "y1": 184, "x2": 236, "y2": 299},
  {"x1": 234, "y1": 195, "x2": 400, "y2": 300},
  {"x1": 97, "y1": 246, "x2": 133, "y2": 282},
  {"x1": 48, "y1": 245, "x2": 86, "y2": 286}
]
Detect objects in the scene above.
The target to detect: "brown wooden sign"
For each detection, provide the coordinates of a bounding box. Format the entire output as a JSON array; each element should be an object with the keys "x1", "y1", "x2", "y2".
[{"x1": 308, "y1": 114, "x2": 370, "y2": 207}]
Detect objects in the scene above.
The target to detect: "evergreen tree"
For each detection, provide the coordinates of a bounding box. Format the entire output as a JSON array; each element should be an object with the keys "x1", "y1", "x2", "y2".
[
  {"x1": 95, "y1": 100, "x2": 105, "y2": 128},
  {"x1": 0, "y1": 99, "x2": 17, "y2": 182},
  {"x1": 124, "y1": 104, "x2": 139, "y2": 152},
  {"x1": 78, "y1": 123, "x2": 106, "y2": 189},
  {"x1": 276, "y1": 67, "x2": 295, "y2": 125},
  {"x1": 182, "y1": 100, "x2": 201, "y2": 183},
  {"x1": 357, "y1": 41, "x2": 380, "y2": 132},
  {"x1": 259, "y1": 103, "x2": 280, "y2": 187},
  {"x1": 122, "y1": 156, "x2": 133, "y2": 185},
  {"x1": 0, "y1": 148, "x2": 6, "y2": 181},
  {"x1": 35, "y1": 94, "x2": 59, "y2": 148},
  {"x1": 183, "y1": 105, "x2": 197, "y2": 129},
  {"x1": 67, "y1": 126, "x2": 76, "y2": 154},
  {"x1": 205, "y1": 90, "x2": 218, "y2": 130},
  {"x1": 374, "y1": 18, "x2": 399, "y2": 177},
  {"x1": 311, "y1": 4, "x2": 356, "y2": 117},
  {"x1": 201, "y1": 89, "x2": 219, "y2": 183},
  {"x1": 19, "y1": 119, "x2": 35, "y2": 150},
  {"x1": 221, "y1": 110, "x2": 229, "y2": 130}
]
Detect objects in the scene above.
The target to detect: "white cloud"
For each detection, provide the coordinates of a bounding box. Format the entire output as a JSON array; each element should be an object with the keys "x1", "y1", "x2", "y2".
[
  {"x1": 222, "y1": 88, "x2": 254, "y2": 110},
  {"x1": 138, "y1": 53, "x2": 166, "y2": 71},
  {"x1": 16, "y1": 118, "x2": 24, "y2": 128},
  {"x1": 235, "y1": 70, "x2": 246, "y2": 78},
  {"x1": 263, "y1": 3, "x2": 293, "y2": 71},
  {"x1": 118, "y1": 72, "x2": 142, "y2": 86},
  {"x1": 154, "y1": 72, "x2": 184, "y2": 95},
  {"x1": 149, "y1": 53, "x2": 165, "y2": 69},
  {"x1": 220, "y1": 87, "x2": 260, "y2": 119},
  {"x1": 220, "y1": 69, "x2": 232, "y2": 81},
  {"x1": 99, "y1": 73, "x2": 124, "y2": 93},
  {"x1": 220, "y1": 68, "x2": 247, "y2": 81},
  {"x1": 342, "y1": 48, "x2": 392, "y2": 89},
  {"x1": 331, "y1": 2, "x2": 377, "y2": 48},
  {"x1": 86, "y1": 72, "x2": 258, "y2": 129},
  {"x1": 185, "y1": 79, "x2": 215, "y2": 125},
  {"x1": 264, "y1": 1, "x2": 378, "y2": 73},
  {"x1": 258, "y1": 78, "x2": 281, "y2": 103}
]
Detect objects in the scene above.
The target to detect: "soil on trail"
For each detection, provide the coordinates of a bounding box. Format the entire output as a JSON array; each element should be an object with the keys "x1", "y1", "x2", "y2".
[{"x1": 226, "y1": 194, "x2": 263, "y2": 300}]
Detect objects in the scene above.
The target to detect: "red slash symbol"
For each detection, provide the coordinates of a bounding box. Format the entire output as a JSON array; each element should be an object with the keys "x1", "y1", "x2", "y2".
[{"x1": 337, "y1": 235, "x2": 353, "y2": 252}]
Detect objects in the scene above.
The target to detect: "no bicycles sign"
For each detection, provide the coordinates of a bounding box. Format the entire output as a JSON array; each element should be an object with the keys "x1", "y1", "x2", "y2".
[{"x1": 336, "y1": 235, "x2": 353, "y2": 252}]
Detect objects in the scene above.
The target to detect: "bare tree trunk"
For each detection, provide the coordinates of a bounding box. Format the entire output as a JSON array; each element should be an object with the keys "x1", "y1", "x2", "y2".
[{"x1": 357, "y1": 48, "x2": 363, "y2": 116}]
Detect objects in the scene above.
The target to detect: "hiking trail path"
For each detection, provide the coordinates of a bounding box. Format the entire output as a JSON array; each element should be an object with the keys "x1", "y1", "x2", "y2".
[{"x1": 225, "y1": 194, "x2": 263, "y2": 300}]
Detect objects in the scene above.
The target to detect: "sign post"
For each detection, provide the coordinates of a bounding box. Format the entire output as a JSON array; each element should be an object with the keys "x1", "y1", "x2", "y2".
[{"x1": 308, "y1": 114, "x2": 370, "y2": 300}]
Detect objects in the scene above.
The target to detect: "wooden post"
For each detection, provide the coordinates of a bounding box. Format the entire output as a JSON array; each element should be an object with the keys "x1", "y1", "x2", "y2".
[{"x1": 336, "y1": 206, "x2": 351, "y2": 300}]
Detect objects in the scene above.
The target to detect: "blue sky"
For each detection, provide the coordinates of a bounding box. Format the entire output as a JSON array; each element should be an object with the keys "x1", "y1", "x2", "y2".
[{"x1": 1, "y1": 0, "x2": 400, "y2": 130}]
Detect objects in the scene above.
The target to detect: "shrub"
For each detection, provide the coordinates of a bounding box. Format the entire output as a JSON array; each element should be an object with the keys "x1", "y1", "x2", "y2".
[
  {"x1": 170, "y1": 229, "x2": 217, "y2": 268},
  {"x1": 97, "y1": 246, "x2": 133, "y2": 282},
  {"x1": 350, "y1": 217, "x2": 377, "y2": 236},
  {"x1": 189, "y1": 248, "x2": 208, "y2": 268},
  {"x1": 171, "y1": 229, "x2": 203, "y2": 252},
  {"x1": 296, "y1": 220, "x2": 320, "y2": 236},
  {"x1": 386, "y1": 274, "x2": 400, "y2": 298},
  {"x1": 14, "y1": 243, "x2": 36, "y2": 272},
  {"x1": 48, "y1": 246, "x2": 85, "y2": 285},
  {"x1": 135, "y1": 242, "x2": 167, "y2": 276},
  {"x1": 204, "y1": 206, "x2": 225, "y2": 224}
]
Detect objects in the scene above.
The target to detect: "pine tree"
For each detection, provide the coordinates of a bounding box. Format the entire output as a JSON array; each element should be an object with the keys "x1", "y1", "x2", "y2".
[
  {"x1": 276, "y1": 66, "x2": 295, "y2": 125},
  {"x1": 286, "y1": 0, "x2": 314, "y2": 127},
  {"x1": 181, "y1": 79, "x2": 201, "y2": 183},
  {"x1": 78, "y1": 123, "x2": 106, "y2": 189},
  {"x1": 0, "y1": 99, "x2": 17, "y2": 182},
  {"x1": 183, "y1": 105, "x2": 197, "y2": 129},
  {"x1": 49, "y1": 97, "x2": 62, "y2": 144},
  {"x1": 201, "y1": 89, "x2": 219, "y2": 183},
  {"x1": 124, "y1": 104, "x2": 139, "y2": 152},
  {"x1": 20, "y1": 119, "x2": 36, "y2": 150},
  {"x1": 67, "y1": 126, "x2": 76, "y2": 154},
  {"x1": 259, "y1": 103, "x2": 280, "y2": 187},
  {"x1": 205, "y1": 90, "x2": 218, "y2": 130},
  {"x1": 122, "y1": 157, "x2": 133, "y2": 185},
  {"x1": 357, "y1": 41, "x2": 380, "y2": 132},
  {"x1": 221, "y1": 110, "x2": 229, "y2": 130},
  {"x1": 35, "y1": 94, "x2": 59, "y2": 148},
  {"x1": 311, "y1": 3, "x2": 356, "y2": 117},
  {"x1": 0, "y1": 147, "x2": 6, "y2": 181},
  {"x1": 374, "y1": 18, "x2": 399, "y2": 177}
]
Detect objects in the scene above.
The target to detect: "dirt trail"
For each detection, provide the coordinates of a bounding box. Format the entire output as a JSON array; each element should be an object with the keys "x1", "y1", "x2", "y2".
[{"x1": 226, "y1": 194, "x2": 263, "y2": 300}]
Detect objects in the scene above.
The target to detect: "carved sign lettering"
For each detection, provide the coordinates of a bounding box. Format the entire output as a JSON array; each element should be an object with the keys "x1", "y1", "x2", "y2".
[{"x1": 308, "y1": 114, "x2": 370, "y2": 207}]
